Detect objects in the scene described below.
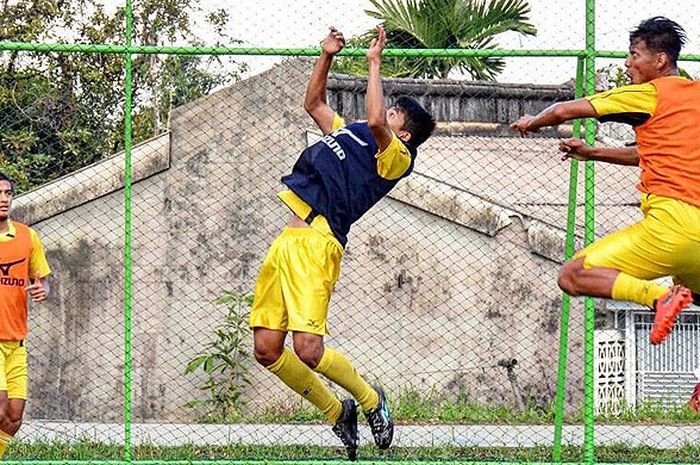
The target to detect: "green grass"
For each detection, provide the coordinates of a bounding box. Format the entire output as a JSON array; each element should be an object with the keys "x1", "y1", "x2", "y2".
[
  {"x1": 7, "y1": 440, "x2": 700, "y2": 462},
  {"x1": 391, "y1": 390, "x2": 555, "y2": 424},
  {"x1": 18, "y1": 391, "x2": 693, "y2": 462},
  {"x1": 595, "y1": 399, "x2": 700, "y2": 424},
  {"x1": 224, "y1": 389, "x2": 700, "y2": 426}
]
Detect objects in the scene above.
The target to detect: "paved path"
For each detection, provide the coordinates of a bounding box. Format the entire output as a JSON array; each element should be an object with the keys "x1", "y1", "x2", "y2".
[{"x1": 18, "y1": 422, "x2": 700, "y2": 449}]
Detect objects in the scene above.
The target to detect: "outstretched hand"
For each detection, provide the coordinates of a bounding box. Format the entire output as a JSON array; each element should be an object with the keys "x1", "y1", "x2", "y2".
[
  {"x1": 322, "y1": 26, "x2": 345, "y2": 55},
  {"x1": 367, "y1": 24, "x2": 386, "y2": 64},
  {"x1": 559, "y1": 138, "x2": 594, "y2": 161},
  {"x1": 510, "y1": 115, "x2": 539, "y2": 137},
  {"x1": 25, "y1": 272, "x2": 47, "y2": 302}
]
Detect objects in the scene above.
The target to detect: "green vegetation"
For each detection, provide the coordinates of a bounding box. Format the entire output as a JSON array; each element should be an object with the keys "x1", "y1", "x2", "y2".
[
  {"x1": 196, "y1": 387, "x2": 700, "y2": 426},
  {"x1": 184, "y1": 292, "x2": 254, "y2": 422},
  {"x1": 333, "y1": 0, "x2": 536, "y2": 79},
  {"x1": 7, "y1": 439, "x2": 700, "y2": 462},
  {"x1": 9, "y1": 388, "x2": 699, "y2": 461},
  {"x1": 0, "y1": 0, "x2": 245, "y2": 192},
  {"x1": 597, "y1": 63, "x2": 696, "y2": 90}
]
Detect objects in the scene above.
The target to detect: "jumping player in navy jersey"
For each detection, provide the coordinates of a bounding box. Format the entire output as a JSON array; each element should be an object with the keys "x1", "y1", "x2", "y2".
[{"x1": 249, "y1": 25, "x2": 434, "y2": 461}]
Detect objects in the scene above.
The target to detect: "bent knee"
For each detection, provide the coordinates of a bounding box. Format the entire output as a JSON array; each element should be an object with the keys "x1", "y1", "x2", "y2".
[
  {"x1": 558, "y1": 260, "x2": 584, "y2": 296},
  {"x1": 253, "y1": 344, "x2": 283, "y2": 367},
  {"x1": 557, "y1": 273, "x2": 578, "y2": 296},
  {"x1": 7, "y1": 410, "x2": 22, "y2": 424},
  {"x1": 7, "y1": 418, "x2": 22, "y2": 433},
  {"x1": 0, "y1": 410, "x2": 22, "y2": 435},
  {"x1": 293, "y1": 344, "x2": 323, "y2": 368}
]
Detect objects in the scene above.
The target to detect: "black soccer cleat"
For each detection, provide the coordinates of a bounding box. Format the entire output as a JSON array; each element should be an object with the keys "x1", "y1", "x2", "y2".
[
  {"x1": 364, "y1": 384, "x2": 394, "y2": 449},
  {"x1": 332, "y1": 398, "x2": 359, "y2": 461}
]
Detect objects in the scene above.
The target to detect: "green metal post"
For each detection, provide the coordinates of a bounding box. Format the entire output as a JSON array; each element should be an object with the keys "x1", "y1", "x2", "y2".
[
  {"x1": 583, "y1": 0, "x2": 597, "y2": 463},
  {"x1": 123, "y1": 0, "x2": 134, "y2": 462},
  {"x1": 552, "y1": 56, "x2": 585, "y2": 462}
]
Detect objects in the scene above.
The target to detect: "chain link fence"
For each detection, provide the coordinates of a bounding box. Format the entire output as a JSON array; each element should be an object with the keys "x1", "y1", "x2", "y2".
[{"x1": 1, "y1": 0, "x2": 699, "y2": 463}]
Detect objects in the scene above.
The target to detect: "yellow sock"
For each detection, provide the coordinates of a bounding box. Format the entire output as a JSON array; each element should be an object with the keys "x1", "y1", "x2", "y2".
[
  {"x1": 315, "y1": 347, "x2": 379, "y2": 412},
  {"x1": 267, "y1": 348, "x2": 343, "y2": 423},
  {"x1": 0, "y1": 430, "x2": 13, "y2": 459},
  {"x1": 612, "y1": 272, "x2": 668, "y2": 308}
]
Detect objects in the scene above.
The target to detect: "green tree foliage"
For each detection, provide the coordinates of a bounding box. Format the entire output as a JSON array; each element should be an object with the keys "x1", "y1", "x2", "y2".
[
  {"x1": 333, "y1": 0, "x2": 536, "y2": 80},
  {"x1": 0, "y1": 0, "x2": 246, "y2": 192}
]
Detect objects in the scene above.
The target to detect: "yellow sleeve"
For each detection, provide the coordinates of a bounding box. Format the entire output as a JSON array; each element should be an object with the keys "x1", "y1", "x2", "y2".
[
  {"x1": 586, "y1": 83, "x2": 657, "y2": 124},
  {"x1": 28, "y1": 229, "x2": 51, "y2": 278},
  {"x1": 331, "y1": 114, "x2": 345, "y2": 131},
  {"x1": 376, "y1": 134, "x2": 412, "y2": 180}
]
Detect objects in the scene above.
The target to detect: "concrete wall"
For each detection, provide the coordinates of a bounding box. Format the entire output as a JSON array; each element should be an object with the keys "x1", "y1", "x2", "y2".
[
  {"x1": 13, "y1": 58, "x2": 590, "y2": 423},
  {"x1": 327, "y1": 74, "x2": 575, "y2": 123}
]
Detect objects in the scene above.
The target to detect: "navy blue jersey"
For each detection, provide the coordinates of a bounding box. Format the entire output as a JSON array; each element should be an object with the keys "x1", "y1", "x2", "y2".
[{"x1": 282, "y1": 122, "x2": 417, "y2": 247}]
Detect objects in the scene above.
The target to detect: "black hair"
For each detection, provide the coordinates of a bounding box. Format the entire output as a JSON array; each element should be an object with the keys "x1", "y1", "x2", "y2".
[
  {"x1": 630, "y1": 16, "x2": 687, "y2": 64},
  {"x1": 393, "y1": 96, "x2": 435, "y2": 148},
  {"x1": 0, "y1": 172, "x2": 12, "y2": 190}
]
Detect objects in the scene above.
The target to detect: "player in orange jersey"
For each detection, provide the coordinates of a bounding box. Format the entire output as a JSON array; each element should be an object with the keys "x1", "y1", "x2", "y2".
[
  {"x1": 511, "y1": 17, "x2": 699, "y2": 345},
  {"x1": 0, "y1": 172, "x2": 51, "y2": 459}
]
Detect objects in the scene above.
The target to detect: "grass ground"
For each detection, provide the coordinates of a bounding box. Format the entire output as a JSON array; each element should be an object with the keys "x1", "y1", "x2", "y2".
[
  {"x1": 246, "y1": 389, "x2": 700, "y2": 426},
  {"x1": 7, "y1": 441, "x2": 700, "y2": 462}
]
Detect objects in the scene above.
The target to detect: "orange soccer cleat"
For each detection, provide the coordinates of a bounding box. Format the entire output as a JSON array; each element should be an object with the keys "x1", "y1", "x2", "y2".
[
  {"x1": 650, "y1": 285, "x2": 693, "y2": 345},
  {"x1": 690, "y1": 382, "x2": 700, "y2": 414}
]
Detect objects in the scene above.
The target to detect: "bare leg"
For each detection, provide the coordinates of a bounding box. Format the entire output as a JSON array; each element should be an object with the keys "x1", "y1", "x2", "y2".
[
  {"x1": 252, "y1": 327, "x2": 287, "y2": 367},
  {"x1": 557, "y1": 257, "x2": 619, "y2": 298},
  {"x1": 292, "y1": 331, "x2": 325, "y2": 368},
  {"x1": 1, "y1": 399, "x2": 24, "y2": 436}
]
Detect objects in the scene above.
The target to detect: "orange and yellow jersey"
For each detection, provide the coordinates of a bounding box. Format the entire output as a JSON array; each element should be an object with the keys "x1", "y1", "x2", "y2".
[
  {"x1": 0, "y1": 220, "x2": 51, "y2": 341},
  {"x1": 586, "y1": 76, "x2": 700, "y2": 208},
  {"x1": 277, "y1": 113, "x2": 412, "y2": 233}
]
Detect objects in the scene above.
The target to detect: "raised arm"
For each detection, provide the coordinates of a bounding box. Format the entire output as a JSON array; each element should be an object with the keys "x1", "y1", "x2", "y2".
[
  {"x1": 304, "y1": 27, "x2": 345, "y2": 135},
  {"x1": 510, "y1": 99, "x2": 598, "y2": 136},
  {"x1": 559, "y1": 138, "x2": 640, "y2": 166},
  {"x1": 365, "y1": 25, "x2": 393, "y2": 152}
]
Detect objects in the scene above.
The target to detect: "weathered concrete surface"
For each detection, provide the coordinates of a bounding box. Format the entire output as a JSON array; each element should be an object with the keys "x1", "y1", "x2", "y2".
[
  {"x1": 390, "y1": 174, "x2": 514, "y2": 237},
  {"x1": 15, "y1": 58, "x2": 607, "y2": 425},
  {"x1": 13, "y1": 134, "x2": 170, "y2": 224},
  {"x1": 328, "y1": 74, "x2": 577, "y2": 123}
]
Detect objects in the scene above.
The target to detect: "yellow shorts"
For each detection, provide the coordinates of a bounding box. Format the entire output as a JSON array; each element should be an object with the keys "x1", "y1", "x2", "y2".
[
  {"x1": 0, "y1": 341, "x2": 27, "y2": 400},
  {"x1": 576, "y1": 193, "x2": 700, "y2": 293},
  {"x1": 249, "y1": 226, "x2": 343, "y2": 336}
]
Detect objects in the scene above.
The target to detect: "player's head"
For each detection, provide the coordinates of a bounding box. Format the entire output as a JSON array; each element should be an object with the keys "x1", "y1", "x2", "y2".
[
  {"x1": 0, "y1": 172, "x2": 14, "y2": 221},
  {"x1": 387, "y1": 96, "x2": 436, "y2": 148},
  {"x1": 626, "y1": 17, "x2": 686, "y2": 84}
]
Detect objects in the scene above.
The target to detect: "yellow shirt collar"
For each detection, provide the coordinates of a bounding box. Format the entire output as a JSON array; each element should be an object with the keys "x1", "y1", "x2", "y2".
[{"x1": 0, "y1": 220, "x2": 16, "y2": 238}]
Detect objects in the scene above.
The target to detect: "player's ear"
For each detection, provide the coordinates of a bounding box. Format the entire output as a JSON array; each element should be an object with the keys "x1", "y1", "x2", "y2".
[{"x1": 398, "y1": 130, "x2": 411, "y2": 143}]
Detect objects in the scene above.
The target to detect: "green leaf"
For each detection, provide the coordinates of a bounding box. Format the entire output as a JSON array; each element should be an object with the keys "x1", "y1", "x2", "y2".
[
  {"x1": 184, "y1": 355, "x2": 208, "y2": 374},
  {"x1": 184, "y1": 399, "x2": 208, "y2": 409},
  {"x1": 336, "y1": 0, "x2": 537, "y2": 80},
  {"x1": 203, "y1": 356, "x2": 214, "y2": 373}
]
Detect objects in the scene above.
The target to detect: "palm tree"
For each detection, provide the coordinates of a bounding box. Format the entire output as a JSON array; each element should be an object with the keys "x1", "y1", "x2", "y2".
[{"x1": 333, "y1": 0, "x2": 537, "y2": 80}]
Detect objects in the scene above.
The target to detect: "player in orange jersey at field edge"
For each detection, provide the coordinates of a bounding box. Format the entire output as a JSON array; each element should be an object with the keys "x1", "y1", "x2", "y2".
[
  {"x1": 0, "y1": 172, "x2": 51, "y2": 460},
  {"x1": 511, "y1": 17, "x2": 700, "y2": 345}
]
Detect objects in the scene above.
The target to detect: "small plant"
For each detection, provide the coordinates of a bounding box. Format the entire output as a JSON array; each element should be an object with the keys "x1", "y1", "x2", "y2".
[
  {"x1": 184, "y1": 291, "x2": 254, "y2": 422},
  {"x1": 596, "y1": 64, "x2": 631, "y2": 90},
  {"x1": 597, "y1": 63, "x2": 697, "y2": 91}
]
